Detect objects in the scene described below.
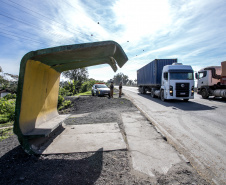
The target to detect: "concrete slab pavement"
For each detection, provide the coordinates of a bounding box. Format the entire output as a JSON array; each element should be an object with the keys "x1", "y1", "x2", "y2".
[
  {"x1": 121, "y1": 111, "x2": 183, "y2": 177},
  {"x1": 42, "y1": 122, "x2": 127, "y2": 154}
]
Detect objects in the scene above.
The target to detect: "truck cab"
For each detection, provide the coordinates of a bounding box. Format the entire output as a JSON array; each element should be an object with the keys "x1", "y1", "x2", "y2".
[
  {"x1": 196, "y1": 66, "x2": 221, "y2": 87},
  {"x1": 160, "y1": 63, "x2": 194, "y2": 101},
  {"x1": 195, "y1": 63, "x2": 226, "y2": 99}
]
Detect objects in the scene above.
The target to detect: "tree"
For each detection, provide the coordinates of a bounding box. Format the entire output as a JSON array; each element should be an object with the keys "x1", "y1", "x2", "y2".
[
  {"x1": 62, "y1": 68, "x2": 88, "y2": 93},
  {"x1": 128, "y1": 80, "x2": 133, "y2": 86},
  {"x1": 113, "y1": 73, "x2": 129, "y2": 85}
]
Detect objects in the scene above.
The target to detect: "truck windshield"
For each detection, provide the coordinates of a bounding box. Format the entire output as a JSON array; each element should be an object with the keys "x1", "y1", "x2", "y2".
[{"x1": 170, "y1": 72, "x2": 194, "y2": 80}]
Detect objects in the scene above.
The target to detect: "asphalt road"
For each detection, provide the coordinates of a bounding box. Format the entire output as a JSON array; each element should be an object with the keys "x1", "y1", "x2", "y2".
[{"x1": 120, "y1": 86, "x2": 226, "y2": 185}]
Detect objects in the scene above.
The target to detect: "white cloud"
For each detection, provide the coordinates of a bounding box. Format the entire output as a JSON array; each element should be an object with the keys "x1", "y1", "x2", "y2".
[
  {"x1": 112, "y1": 0, "x2": 171, "y2": 43},
  {"x1": 0, "y1": 58, "x2": 20, "y2": 75},
  {"x1": 88, "y1": 65, "x2": 114, "y2": 82}
]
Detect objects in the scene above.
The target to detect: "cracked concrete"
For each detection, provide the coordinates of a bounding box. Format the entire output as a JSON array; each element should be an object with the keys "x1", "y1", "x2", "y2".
[{"x1": 121, "y1": 111, "x2": 183, "y2": 177}]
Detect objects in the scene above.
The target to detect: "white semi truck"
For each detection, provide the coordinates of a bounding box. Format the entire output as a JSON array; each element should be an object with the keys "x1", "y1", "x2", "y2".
[
  {"x1": 137, "y1": 59, "x2": 195, "y2": 102},
  {"x1": 195, "y1": 61, "x2": 226, "y2": 99}
]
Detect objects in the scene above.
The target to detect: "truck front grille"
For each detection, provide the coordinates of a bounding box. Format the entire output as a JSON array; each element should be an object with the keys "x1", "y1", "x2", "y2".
[
  {"x1": 176, "y1": 83, "x2": 189, "y2": 97},
  {"x1": 176, "y1": 83, "x2": 189, "y2": 90}
]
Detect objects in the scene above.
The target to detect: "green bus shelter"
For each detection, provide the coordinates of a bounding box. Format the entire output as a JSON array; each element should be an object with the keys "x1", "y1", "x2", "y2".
[{"x1": 13, "y1": 40, "x2": 128, "y2": 154}]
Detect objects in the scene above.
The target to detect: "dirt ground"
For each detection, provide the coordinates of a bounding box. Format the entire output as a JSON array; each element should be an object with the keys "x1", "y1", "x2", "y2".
[{"x1": 0, "y1": 90, "x2": 209, "y2": 184}]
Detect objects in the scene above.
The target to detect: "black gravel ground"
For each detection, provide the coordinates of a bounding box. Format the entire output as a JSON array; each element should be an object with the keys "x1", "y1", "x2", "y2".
[{"x1": 0, "y1": 90, "x2": 209, "y2": 184}]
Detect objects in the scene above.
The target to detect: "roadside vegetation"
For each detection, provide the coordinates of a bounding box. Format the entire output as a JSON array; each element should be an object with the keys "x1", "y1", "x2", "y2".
[
  {"x1": 0, "y1": 94, "x2": 16, "y2": 124},
  {"x1": 0, "y1": 94, "x2": 16, "y2": 141}
]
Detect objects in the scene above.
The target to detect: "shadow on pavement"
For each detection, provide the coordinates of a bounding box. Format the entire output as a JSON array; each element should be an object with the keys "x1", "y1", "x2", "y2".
[
  {"x1": 0, "y1": 146, "x2": 103, "y2": 185},
  {"x1": 137, "y1": 93, "x2": 216, "y2": 111}
]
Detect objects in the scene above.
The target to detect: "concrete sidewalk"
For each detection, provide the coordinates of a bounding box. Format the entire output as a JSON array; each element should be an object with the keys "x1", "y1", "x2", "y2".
[
  {"x1": 41, "y1": 122, "x2": 127, "y2": 154},
  {"x1": 121, "y1": 111, "x2": 184, "y2": 177}
]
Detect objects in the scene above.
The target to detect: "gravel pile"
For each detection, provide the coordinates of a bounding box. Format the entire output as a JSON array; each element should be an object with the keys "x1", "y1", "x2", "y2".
[{"x1": 0, "y1": 92, "x2": 209, "y2": 184}]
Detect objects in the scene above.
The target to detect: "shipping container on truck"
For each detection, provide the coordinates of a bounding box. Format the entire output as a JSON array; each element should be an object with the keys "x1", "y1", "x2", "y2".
[{"x1": 137, "y1": 59, "x2": 195, "y2": 102}]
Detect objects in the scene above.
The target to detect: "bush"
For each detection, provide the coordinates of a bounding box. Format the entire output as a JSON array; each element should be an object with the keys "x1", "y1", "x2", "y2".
[
  {"x1": 58, "y1": 100, "x2": 71, "y2": 111},
  {"x1": 3, "y1": 93, "x2": 16, "y2": 100},
  {"x1": 59, "y1": 87, "x2": 73, "y2": 97},
  {"x1": 0, "y1": 99, "x2": 15, "y2": 123},
  {"x1": 57, "y1": 94, "x2": 71, "y2": 111},
  {"x1": 0, "y1": 114, "x2": 10, "y2": 123},
  {"x1": 58, "y1": 95, "x2": 64, "y2": 107},
  {"x1": 80, "y1": 81, "x2": 91, "y2": 93}
]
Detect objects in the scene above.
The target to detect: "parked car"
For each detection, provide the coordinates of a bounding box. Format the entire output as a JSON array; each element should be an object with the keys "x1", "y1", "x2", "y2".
[{"x1": 92, "y1": 83, "x2": 110, "y2": 97}]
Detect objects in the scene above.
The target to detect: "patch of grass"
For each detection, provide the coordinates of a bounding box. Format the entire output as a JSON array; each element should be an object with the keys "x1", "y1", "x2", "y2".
[
  {"x1": 76, "y1": 91, "x2": 92, "y2": 96},
  {"x1": 0, "y1": 121, "x2": 13, "y2": 128},
  {"x1": 0, "y1": 127, "x2": 13, "y2": 141}
]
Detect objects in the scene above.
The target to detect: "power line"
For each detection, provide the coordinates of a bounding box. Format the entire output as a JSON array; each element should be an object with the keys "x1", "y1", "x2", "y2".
[
  {"x1": 2, "y1": 0, "x2": 96, "y2": 40},
  {"x1": 0, "y1": 31, "x2": 45, "y2": 44},
  {"x1": 0, "y1": 12, "x2": 74, "y2": 45},
  {"x1": 0, "y1": 23, "x2": 41, "y2": 39},
  {"x1": 0, "y1": 22, "x2": 70, "y2": 48},
  {"x1": 8, "y1": 0, "x2": 88, "y2": 36}
]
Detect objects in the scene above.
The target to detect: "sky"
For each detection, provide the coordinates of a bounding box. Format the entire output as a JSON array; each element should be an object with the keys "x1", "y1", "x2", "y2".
[{"x1": 0, "y1": 0, "x2": 226, "y2": 82}]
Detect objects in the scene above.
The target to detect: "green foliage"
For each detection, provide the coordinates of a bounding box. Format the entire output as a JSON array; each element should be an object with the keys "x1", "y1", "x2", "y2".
[
  {"x1": 80, "y1": 81, "x2": 90, "y2": 93},
  {"x1": 0, "y1": 99, "x2": 16, "y2": 123},
  {"x1": 59, "y1": 87, "x2": 73, "y2": 97},
  {"x1": 59, "y1": 80, "x2": 79, "y2": 95},
  {"x1": 3, "y1": 93, "x2": 16, "y2": 100},
  {"x1": 58, "y1": 100, "x2": 71, "y2": 111},
  {"x1": 62, "y1": 68, "x2": 88, "y2": 93},
  {"x1": 0, "y1": 114, "x2": 10, "y2": 123},
  {"x1": 58, "y1": 95, "x2": 64, "y2": 107},
  {"x1": 57, "y1": 94, "x2": 71, "y2": 111},
  {"x1": 80, "y1": 80, "x2": 95, "y2": 93}
]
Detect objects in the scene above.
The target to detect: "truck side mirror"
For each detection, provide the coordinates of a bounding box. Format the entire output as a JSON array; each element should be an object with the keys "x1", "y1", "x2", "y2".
[{"x1": 195, "y1": 73, "x2": 199, "y2": 79}]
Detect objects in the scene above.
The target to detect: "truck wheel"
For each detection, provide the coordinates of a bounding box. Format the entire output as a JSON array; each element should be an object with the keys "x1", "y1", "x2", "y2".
[
  {"x1": 142, "y1": 87, "x2": 146, "y2": 94},
  {"x1": 160, "y1": 90, "x2": 165, "y2": 102},
  {"x1": 201, "y1": 89, "x2": 209, "y2": 99}
]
